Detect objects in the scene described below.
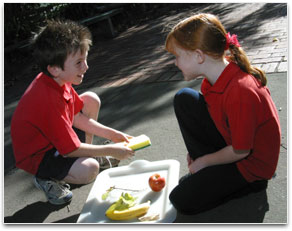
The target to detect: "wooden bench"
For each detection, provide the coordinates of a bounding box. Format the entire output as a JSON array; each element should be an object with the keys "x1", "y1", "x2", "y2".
[
  {"x1": 4, "y1": 39, "x2": 31, "y2": 54},
  {"x1": 79, "y1": 7, "x2": 124, "y2": 37},
  {"x1": 5, "y1": 6, "x2": 124, "y2": 55}
]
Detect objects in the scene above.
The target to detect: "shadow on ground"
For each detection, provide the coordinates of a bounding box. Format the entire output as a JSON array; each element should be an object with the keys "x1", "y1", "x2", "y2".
[
  {"x1": 4, "y1": 201, "x2": 72, "y2": 223},
  {"x1": 4, "y1": 189, "x2": 268, "y2": 223}
]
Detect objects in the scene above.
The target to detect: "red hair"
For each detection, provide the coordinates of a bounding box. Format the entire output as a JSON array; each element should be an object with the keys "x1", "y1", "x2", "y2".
[{"x1": 165, "y1": 13, "x2": 267, "y2": 86}]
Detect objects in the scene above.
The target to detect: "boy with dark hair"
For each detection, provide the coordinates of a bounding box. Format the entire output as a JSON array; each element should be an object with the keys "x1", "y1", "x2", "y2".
[{"x1": 11, "y1": 20, "x2": 135, "y2": 205}]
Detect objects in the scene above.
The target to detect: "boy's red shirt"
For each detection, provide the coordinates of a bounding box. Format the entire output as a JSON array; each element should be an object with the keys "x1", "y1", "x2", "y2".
[
  {"x1": 201, "y1": 62, "x2": 281, "y2": 182},
  {"x1": 11, "y1": 73, "x2": 84, "y2": 175}
]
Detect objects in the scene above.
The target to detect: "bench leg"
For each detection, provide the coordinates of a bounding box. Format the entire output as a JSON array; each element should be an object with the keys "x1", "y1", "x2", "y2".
[{"x1": 107, "y1": 17, "x2": 116, "y2": 37}]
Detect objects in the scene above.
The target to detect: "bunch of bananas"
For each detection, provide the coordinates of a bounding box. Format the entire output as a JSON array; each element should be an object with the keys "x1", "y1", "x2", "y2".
[{"x1": 105, "y1": 193, "x2": 151, "y2": 221}]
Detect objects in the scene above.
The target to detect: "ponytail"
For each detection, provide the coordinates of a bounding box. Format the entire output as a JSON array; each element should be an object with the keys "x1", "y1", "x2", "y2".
[
  {"x1": 165, "y1": 13, "x2": 267, "y2": 86},
  {"x1": 228, "y1": 45, "x2": 267, "y2": 86}
]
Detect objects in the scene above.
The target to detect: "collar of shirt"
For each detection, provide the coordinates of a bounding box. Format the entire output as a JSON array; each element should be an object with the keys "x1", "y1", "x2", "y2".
[
  {"x1": 39, "y1": 73, "x2": 73, "y2": 102},
  {"x1": 201, "y1": 62, "x2": 241, "y2": 95}
]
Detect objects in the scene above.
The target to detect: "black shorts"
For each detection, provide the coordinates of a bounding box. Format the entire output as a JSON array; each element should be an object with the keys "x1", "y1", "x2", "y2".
[{"x1": 36, "y1": 128, "x2": 85, "y2": 181}]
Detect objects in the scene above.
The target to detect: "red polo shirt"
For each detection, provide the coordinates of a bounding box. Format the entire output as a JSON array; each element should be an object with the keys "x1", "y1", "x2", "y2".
[
  {"x1": 11, "y1": 73, "x2": 84, "y2": 175},
  {"x1": 201, "y1": 62, "x2": 281, "y2": 182}
]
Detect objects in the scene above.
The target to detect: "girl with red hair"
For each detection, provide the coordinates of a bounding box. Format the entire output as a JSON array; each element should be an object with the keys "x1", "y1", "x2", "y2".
[{"x1": 166, "y1": 13, "x2": 281, "y2": 215}]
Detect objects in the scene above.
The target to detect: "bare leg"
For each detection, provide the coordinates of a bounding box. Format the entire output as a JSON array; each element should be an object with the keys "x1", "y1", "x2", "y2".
[
  {"x1": 63, "y1": 157, "x2": 99, "y2": 184},
  {"x1": 63, "y1": 91, "x2": 101, "y2": 184},
  {"x1": 79, "y1": 91, "x2": 101, "y2": 144}
]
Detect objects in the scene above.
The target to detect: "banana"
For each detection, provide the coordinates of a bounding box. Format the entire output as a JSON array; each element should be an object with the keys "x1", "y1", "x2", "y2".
[{"x1": 106, "y1": 200, "x2": 151, "y2": 221}]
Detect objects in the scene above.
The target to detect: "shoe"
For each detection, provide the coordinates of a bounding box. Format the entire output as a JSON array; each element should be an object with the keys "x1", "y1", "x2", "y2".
[
  {"x1": 95, "y1": 140, "x2": 120, "y2": 170},
  {"x1": 34, "y1": 177, "x2": 73, "y2": 205},
  {"x1": 95, "y1": 156, "x2": 120, "y2": 170}
]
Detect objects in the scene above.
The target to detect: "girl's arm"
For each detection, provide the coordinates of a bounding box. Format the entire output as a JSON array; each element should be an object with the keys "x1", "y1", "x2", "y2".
[
  {"x1": 188, "y1": 145, "x2": 250, "y2": 174},
  {"x1": 73, "y1": 112, "x2": 132, "y2": 143}
]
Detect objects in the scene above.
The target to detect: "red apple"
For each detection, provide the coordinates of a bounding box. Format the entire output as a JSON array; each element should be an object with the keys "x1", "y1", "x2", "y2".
[{"x1": 149, "y1": 173, "x2": 166, "y2": 192}]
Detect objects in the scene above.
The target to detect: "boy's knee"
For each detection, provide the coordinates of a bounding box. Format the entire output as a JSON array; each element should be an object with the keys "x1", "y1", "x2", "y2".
[
  {"x1": 83, "y1": 158, "x2": 100, "y2": 183},
  {"x1": 82, "y1": 91, "x2": 101, "y2": 110}
]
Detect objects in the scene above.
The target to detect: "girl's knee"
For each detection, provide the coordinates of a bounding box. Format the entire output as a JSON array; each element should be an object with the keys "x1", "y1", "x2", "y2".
[
  {"x1": 175, "y1": 88, "x2": 200, "y2": 102},
  {"x1": 169, "y1": 186, "x2": 190, "y2": 214},
  {"x1": 169, "y1": 185, "x2": 199, "y2": 215},
  {"x1": 174, "y1": 88, "x2": 200, "y2": 110}
]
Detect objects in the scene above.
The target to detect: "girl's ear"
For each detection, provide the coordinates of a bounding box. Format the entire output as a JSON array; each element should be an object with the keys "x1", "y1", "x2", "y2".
[
  {"x1": 47, "y1": 65, "x2": 61, "y2": 77},
  {"x1": 195, "y1": 49, "x2": 205, "y2": 64}
]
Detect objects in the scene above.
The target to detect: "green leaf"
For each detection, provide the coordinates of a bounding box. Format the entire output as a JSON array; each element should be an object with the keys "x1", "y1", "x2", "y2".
[
  {"x1": 101, "y1": 186, "x2": 115, "y2": 200},
  {"x1": 102, "y1": 191, "x2": 109, "y2": 200},
  {"x1": 114, "y1": 193, "x2": 137, "y2": 211}
]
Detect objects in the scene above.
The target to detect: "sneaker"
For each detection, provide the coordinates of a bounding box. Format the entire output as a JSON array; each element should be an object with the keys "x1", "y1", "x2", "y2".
[
  {"x1": 34, "y1": 177, "x2": 73, "y2": 205},
  {"x1": 95, "y1": 140, "x2": 120, "y2": 170},
  {"x1": 95, "y1": 156, "x2": 120, "y2": 170}
]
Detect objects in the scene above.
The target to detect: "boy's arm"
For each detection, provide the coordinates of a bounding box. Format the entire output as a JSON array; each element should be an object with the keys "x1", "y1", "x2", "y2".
[
  {"x1": 73, "y1": 112, "x2": 131, "y2": 143},
  {"x1": 188, "y1": 145, "x2": 250, "y2": 174},
  {"x1": 65, "y1": 142, "x2": 135, "y2": 160}
]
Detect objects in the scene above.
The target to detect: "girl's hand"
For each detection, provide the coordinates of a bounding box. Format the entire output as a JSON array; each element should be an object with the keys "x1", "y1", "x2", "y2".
[
  {"x1": 106, "y1": 143, "x2": 135, "y2": 160},
  {"x1": 187, "y1": 153, "x2": 193, "y2": 167},
  {"x1": 188, "y1": 156, "x2": 206, "y2": 174},
  {"x1": 110, "y1": 131, "x2": 133, "y2": 143}
]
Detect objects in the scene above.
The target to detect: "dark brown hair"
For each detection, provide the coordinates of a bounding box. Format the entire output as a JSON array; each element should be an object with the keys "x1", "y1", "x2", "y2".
[
  {"x1": 33, "y1": 19, "x2": 92, "y2": 76},
  {"x1": 165, "y1": 13, "x2": 267, "y2": 86}
]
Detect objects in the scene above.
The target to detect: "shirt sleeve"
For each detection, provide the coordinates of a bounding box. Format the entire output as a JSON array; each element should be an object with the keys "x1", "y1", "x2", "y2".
[
  {"x1": 225, "y1": 86, "x2": 259, "y2": 150},
  {"x1": 72, "y1": 87, "x2": 84, "y2": 115}
]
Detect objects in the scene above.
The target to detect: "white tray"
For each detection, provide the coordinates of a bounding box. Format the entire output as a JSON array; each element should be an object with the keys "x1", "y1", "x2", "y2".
[{"x1": 77, "y1": 159, "x2": 180, "y2": 223}]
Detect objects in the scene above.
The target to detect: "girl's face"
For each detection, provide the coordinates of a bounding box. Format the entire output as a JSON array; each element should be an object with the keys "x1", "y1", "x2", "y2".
[
  {"x1": 173, "y1": 45, "x2": 202, "y2": 81},
  {"x1": 54, "y1": 49, "x2": 89, "y2": 86}
]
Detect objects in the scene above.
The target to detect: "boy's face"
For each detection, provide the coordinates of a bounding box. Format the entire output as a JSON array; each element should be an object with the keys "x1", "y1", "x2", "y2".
[{"x1": 52, "y1": 49, "x2": 89, "y2": 86}]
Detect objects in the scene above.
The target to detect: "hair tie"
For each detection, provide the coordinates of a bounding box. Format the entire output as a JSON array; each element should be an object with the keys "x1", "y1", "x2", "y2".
[{"x1": 224, "y1": 32, "x2": 240, "y2": 50}]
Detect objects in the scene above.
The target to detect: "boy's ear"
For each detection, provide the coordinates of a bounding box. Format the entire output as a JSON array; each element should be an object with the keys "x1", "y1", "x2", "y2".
[
  {"x1": 47, "y1": 65, "x2": 61, "y2": 77},
  {"x1": 194, "y1": 49, "x2": 205, "y2": 64}
]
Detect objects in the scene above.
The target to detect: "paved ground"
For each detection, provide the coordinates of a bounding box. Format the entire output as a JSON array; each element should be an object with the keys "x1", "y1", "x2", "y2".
[{"x1": 3, "y1": 3, "x2": 287, "y2": 224}]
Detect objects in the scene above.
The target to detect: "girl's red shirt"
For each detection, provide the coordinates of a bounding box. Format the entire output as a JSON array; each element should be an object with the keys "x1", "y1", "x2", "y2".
[
  {"x1": 11, "y1": 73, "x2": 84, "y2": 175},
  {"x1": 201, "y1": 62, "x2": 281, "y2": 182}
]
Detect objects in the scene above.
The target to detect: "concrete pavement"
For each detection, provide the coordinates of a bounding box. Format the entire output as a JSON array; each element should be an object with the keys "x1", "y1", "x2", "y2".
[{"x1": 3, "y1": 3, "x2": 287, "y2": 224}]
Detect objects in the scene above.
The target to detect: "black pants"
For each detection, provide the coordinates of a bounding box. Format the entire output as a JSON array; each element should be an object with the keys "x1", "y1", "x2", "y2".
[
  {"x1": 36, "y1": 127, "x2": 85, "y2": 181},
  {"x1": 170, "y1": 88, "x2": 267, "y2": 215}
]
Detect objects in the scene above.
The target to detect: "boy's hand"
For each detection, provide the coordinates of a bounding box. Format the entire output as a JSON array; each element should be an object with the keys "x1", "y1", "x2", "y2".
[
  {"x1": 110, "y1": 131, "x2": 133, "y2": 143},
  {"x1": 106, "y1": 143, "x2": 135, "y2": 160}
]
